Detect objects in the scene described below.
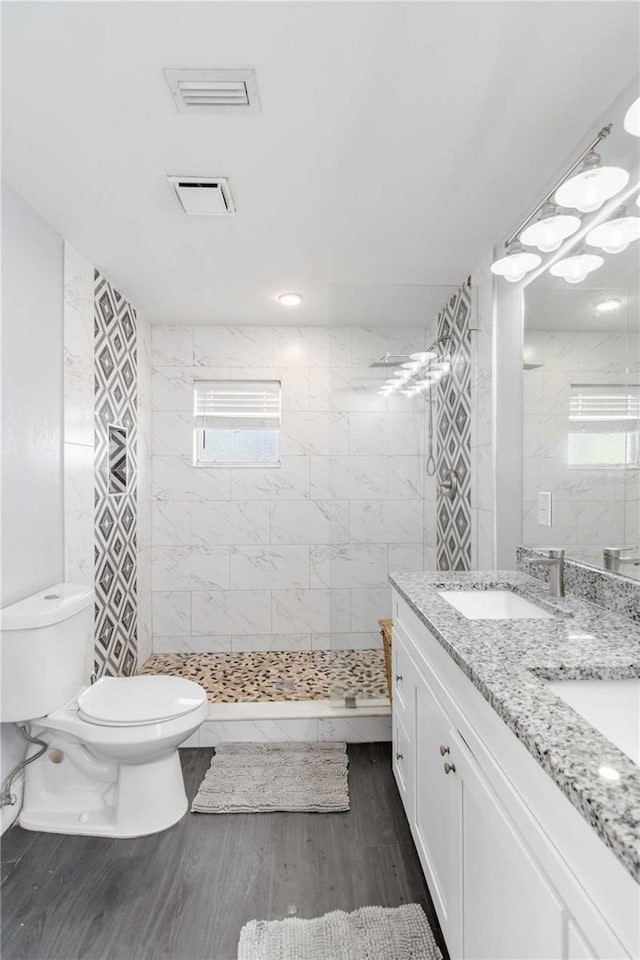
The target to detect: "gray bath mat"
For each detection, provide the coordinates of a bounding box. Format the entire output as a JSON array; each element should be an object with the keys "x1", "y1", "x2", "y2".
[
  {"x1": 191, "y1": 742, "x2": 349, "y2": 813},
  {"x1": 237, "y1": 903, "x2": 442, "y2": 960}
]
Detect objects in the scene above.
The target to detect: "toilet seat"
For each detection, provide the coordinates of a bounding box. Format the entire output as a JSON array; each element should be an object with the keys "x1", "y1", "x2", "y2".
[{"x1": 78, "y1": 675, "x2": 207, "y2": 727}]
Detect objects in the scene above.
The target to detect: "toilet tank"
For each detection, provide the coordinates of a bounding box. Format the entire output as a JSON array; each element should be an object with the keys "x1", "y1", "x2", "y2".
[{"x1": 0, "y1": 583, "x2": 94, "y2": 723}]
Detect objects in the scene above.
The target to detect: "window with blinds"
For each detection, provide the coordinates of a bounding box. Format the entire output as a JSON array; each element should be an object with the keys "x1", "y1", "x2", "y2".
[
  {"x1": 568, "y1": 383, "x2": 640, "y2": 468},
  {"x1": 193, "y1": 380, "x2": 281, "y2": 466}
]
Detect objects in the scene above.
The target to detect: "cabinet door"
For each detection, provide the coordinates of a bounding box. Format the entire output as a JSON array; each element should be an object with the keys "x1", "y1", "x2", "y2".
[
  {"x1": 413, "y1": 669, "x2": 463, "y2": 958},
  {"x1": 456, "y1": 732, "x2": 565, "y2": 960},
  {"x1": 392, "y1": 711, "x2": 413, "y2": 818}
]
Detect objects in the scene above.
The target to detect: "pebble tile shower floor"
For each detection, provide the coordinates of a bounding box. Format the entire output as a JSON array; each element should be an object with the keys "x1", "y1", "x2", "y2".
[{"x1": 139, "y1": 650, "x2": 388, "y2": 702}]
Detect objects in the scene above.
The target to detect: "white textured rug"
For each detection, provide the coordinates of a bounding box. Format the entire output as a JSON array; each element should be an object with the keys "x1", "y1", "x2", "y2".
[
  {"x1": 237, "y1": 904, "x2": 442, "y2": 960},
  {"x1": 191, "y1": 742, "x2": 349, "y2": 813}
]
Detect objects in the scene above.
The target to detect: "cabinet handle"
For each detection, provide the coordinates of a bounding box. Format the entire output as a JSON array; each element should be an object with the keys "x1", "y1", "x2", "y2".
[
  {"x1": 396, "y1": 752, "x2": 403, "y2": 761},
  {"x1": 439, "y1": 745, "x2": 450, "y2": 756},
  {"x1": 444, "y1": 762, "x2": 456, "y2": 775},
  {"x1": 395, "y1": 674, "x2": 403, "y2": 682}
]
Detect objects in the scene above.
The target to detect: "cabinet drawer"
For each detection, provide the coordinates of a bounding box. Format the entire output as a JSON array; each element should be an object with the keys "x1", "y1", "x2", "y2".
[{"x1": 392, "y1": 621, "x2": 414, "y2": 718}]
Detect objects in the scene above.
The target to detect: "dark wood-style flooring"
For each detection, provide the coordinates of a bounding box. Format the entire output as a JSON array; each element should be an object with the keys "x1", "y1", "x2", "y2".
[{"x1": 1, "y1": 744, "x2": 447, "y2": 960}]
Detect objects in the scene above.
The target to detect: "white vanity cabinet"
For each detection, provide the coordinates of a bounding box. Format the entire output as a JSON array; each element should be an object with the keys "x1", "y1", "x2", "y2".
[
  {"x1": 391, "y1": 590, "x2": 637, "y2": 960},
  {"x1": 455, "y1": 729, "x2": 565, "y2": 959}
]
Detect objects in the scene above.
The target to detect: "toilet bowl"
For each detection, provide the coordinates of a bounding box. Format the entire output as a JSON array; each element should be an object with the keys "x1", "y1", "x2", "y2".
[
  {"x1": 21, "y1": 676, "x2": 208, "y2": 837},
  {"x1": 1, "y1": 584, "x2": 208, "y2": 838}
]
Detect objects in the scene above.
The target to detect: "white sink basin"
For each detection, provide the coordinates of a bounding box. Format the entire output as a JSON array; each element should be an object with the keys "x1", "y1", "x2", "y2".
[
  {"x1": 438, "y1": 589, "x2": 556, "y2": 620},
  {"x1": 547, "y1": 678, "x2": 639, "y2": 766}
]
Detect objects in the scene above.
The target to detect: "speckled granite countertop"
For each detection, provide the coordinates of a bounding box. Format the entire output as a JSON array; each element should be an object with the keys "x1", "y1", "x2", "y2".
[{"x1": 388, "y1": 569, "x2": 640, "y2": 883}]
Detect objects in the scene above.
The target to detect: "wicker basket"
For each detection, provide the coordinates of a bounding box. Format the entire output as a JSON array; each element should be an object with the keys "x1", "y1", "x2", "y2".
[{"x1": 379, "y1": 618, "x2": 393, "y2": 702}]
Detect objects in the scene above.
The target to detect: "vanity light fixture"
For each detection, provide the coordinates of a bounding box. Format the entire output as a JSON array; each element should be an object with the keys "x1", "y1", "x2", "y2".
[
  {"x1": 491, "y1": 124, "x2": 631, "y2": 280},
  {"x1": 594, "y1": 296, "x2": 623, "y2": 315},
  {"x1": 586, "y1": 207, "x2": 640, "y2": 254},
  {"x1": 519, "y1": 203, "x2": 581, "y2": 253},
  {"x1": 490, "y1": 240, "x2": 542, "y2": 283},
  {"x1": 549, "y1": 250, "x2": 604, "y2": 284},
  {"x1": 554, "y1": 150, "x2": 629, "y2": 214},
  {"x1": 277, "y1": 291, "x2": 303, "y2": 307},
  {"x1": 623, "y1": 95, "x2": 640, "y2": 137}
]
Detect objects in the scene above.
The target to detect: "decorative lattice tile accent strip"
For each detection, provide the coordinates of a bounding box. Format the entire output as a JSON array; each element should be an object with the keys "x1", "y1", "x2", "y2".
[
  {"x1": 238, "y1": 903, "x2": 442, "y2": 960},
  {"x1": 436, "y1": 278, "x2": 472, "y2": 572},
  {"x1": 139, "y1": 649, "x2": 388, "y2": 702},
  {"x1": 192, "y1": 742, "x2": 349, "y2": 813},
  {"x1": 94, "y1": 270, "x2": 138, "y2": 677}
]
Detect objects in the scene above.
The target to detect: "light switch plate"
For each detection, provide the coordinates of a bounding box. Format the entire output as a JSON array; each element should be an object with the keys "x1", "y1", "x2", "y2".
[{"x1": 538, "y1": 491, "x2": 552, "y2": 527}]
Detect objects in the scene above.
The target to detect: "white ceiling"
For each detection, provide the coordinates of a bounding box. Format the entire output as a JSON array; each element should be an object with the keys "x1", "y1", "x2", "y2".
[{"x1": 2, "y1": 1, "x2": 639, "y2": 325}]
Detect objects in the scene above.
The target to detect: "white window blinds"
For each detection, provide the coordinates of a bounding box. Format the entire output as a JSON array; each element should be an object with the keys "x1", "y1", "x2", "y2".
[
  {"x1": 569, "y1": 384, "x2": 640, "y2": 422},
  {"x1": 193, "y1": 380, "x2": 281, "y2": 466},
  {"x1": 194, "y1": 380, "x2": 281, "y2": 429}
]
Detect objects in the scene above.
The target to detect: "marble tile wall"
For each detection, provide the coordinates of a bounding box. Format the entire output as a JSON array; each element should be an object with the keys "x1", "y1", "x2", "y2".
[
  {"x1": 151, "y1": 325, "x2": 433, "y2": 654},
  {"x1": 94, "y1": 271, "x2": 138, "y2": 676},
  {"x1": 137, "y1": 314, "x2": 153, "y2": 667},
  {"x1": 522, "y1": 329, "x2": 640, "y2": 564},
  {"x1": 435, "y1": 278, "x2": 473, "y2": 571},
  {"x1": 64, "y1": 244, "x2": 150, "y2": 675},
  {"x1": 470, "y1": 254, "x2": 496, "y2": 569},
  {"x1": 63, "y1": 242, "x2": 95, "y2": 678}
]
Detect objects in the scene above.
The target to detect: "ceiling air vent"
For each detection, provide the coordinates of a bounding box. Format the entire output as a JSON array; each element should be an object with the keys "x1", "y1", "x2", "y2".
[
  {"x1": 167, "y1": 177, "x2": 236, "y2": 216},
  {"x1": 164, "y1": 68, "x2": 260, "y2": 114}
]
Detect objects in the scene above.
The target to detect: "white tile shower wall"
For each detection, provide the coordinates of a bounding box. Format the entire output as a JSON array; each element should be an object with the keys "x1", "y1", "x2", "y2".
[
  {"x1": 470, "y1": 253, "x2": 496, "y2": 569},
  {"x1": 63, "y1": 242, "x2": 95, "y2": 679},
  {"x1": 137, "y1": 314, "x2": 153, "y2": 667},
  {"x1": 150, "y1": 326, "x2": 431, "y2": 654},
  {"x1": 522, "y1": 328, "x2": 640, "y2": 563}
]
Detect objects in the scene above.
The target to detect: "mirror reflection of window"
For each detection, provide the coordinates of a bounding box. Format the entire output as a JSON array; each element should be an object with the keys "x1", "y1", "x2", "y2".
[
  {"x1": 568, "y1": 384, "x2": 640, "y2": 467},
  {"x1": 108, "y1": 425, "x2": 128, "y2": 495},
  {"x1": 522, "y1": 235, "x2": 639, "y2": 580}
]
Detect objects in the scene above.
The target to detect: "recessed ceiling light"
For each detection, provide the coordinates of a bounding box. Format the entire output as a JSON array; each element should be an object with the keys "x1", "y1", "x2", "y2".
[
  {"x1": 595, "y1": 297, "x2": 624, "y2": 314},
  {"x1": 277, "y1": 292, "x2": 303, "y2": 307}
]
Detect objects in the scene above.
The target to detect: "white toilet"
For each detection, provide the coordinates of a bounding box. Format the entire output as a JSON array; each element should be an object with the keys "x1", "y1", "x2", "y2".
[{"x1": 1, "y1": 583, "x2": 208, "y2": 838}]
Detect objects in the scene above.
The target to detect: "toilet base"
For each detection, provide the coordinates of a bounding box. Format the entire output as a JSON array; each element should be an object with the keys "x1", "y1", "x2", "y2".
[{"x1": 20, "y1": 748, "x2": 189, "y2": 838}]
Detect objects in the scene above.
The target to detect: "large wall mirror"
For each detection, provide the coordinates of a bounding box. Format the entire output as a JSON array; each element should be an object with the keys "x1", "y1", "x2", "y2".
[{"x1": 521, "y1": 84, "x2": 640, "y2": 580}]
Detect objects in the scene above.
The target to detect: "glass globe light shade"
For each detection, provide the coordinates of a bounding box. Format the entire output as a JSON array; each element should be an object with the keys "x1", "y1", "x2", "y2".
[
  {"x1": 586, "y1": 215, "x2": 640, "y2": 254},
  {"x1": 490, "y1": 242, "x2": 541, "y2": 283},
  {"x1": 549, "y1": 253, "x2": 604, "y2": 284},
  {"x1": 520, "y1": 210, "x2": 581, "y2": 252},
  {"x1": 554, "y1": 152, "x2": 629, "y2": 213},
  {"x1": 624, "y1": 96, "x2": 640, "y2": 137}
]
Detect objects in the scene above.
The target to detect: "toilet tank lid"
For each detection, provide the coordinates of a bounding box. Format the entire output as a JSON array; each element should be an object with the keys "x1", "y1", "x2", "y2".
[{"x1": 0, "y1": 583, "x2": 94, "y2": 630}]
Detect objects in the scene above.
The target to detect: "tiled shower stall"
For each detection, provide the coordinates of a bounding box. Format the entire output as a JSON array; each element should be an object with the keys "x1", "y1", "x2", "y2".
[{"x1": 63, "y1": 251, "x2": 492, "y2": 717}]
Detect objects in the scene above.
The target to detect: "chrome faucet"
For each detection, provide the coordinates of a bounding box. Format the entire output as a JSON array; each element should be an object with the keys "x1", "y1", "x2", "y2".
[
  {"x1": 524, "y1": 549, "x2": 565, "y2": 598},
  {"x1": 603, "y1": 547, "x2": 640, "y2": 573}
]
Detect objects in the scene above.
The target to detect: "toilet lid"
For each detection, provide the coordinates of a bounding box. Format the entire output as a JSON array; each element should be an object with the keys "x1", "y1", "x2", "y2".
[{"x1": 78, "y1": 676, "x2": 207, "y2": 726}]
